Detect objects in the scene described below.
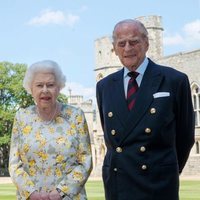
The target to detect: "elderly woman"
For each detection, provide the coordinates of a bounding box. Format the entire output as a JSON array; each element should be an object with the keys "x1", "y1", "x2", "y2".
[{"x1": 9, "y1": 60, "x2": 93, "y2": 200}]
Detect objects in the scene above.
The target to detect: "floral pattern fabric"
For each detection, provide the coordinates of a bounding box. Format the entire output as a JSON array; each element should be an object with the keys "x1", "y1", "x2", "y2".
[{"x1": 9, "y1": 104, "x2": 93, "y2": 200}]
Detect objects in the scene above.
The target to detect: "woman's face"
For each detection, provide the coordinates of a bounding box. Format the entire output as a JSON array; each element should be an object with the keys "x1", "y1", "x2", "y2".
[{"x1": 31, "y1": 72, "x2": 60, "y2": 109}]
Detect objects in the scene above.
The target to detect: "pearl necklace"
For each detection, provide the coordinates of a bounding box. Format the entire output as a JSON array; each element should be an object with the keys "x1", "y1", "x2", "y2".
[{"x1": 36, "y1": 103, "x2": 58, "y2": 125}]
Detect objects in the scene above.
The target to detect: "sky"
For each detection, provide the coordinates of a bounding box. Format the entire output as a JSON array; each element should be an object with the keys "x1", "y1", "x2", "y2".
[{"x1": 0, "y1": 0, "x2": 200, "y2": 103}]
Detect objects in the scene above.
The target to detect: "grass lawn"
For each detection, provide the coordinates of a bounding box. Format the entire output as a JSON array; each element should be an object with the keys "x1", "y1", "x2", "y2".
[
  {"x1": 0, "y1": 180, "x2": 200, "y2": 200},
  {"x1": 179, "y1": 180, "x2": 200, "y2": 200}
]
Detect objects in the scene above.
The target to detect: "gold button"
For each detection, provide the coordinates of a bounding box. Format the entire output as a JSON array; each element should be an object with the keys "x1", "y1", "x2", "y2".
[
  {"x1": 145, "y1": 128, "x2": 151, "y2": 134},
  {"x1": 141, "y1": 165, "x2": 147, "y2": 170},
  {"x1": 150, "y1": 108, "x2": 156, "y2": 114},
  {"x1": 108, "y1": 112, "x2": 113, "y2": 117},
  {"x1": 140, "y1": 146, "x2": 146, "y2": 152},
  {"x1": 111, "y1": 130, "x2": 116, "y2": 135},
  {"x1": 116, "y1": 147, "x2": 122, "y2": 153},
  {"x1": 113, "y1": 168, "x2": 118, "y2": 172}
]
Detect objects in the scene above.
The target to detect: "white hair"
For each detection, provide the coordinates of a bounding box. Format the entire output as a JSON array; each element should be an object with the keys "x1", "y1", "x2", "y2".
[
  {"x1": 23, "y1": 60, "x2": 66, "y2": 94},
  {"x1": 112, "y1": 19, "x2": 149, "y2": 42}
]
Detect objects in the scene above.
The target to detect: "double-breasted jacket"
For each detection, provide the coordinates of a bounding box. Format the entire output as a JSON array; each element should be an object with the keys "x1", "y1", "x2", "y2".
[{"x1": 96, "y1": 59, "x2": 195, "y2": 200}]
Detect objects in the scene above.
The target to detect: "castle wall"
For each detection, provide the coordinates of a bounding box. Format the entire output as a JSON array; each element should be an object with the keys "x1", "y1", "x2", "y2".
[
  {"x1": 157, "y1": 49, "x2": 200, "y2": 84},
  {"x1": 181, "y1": 155, "x2": 200, "y2": 176}
]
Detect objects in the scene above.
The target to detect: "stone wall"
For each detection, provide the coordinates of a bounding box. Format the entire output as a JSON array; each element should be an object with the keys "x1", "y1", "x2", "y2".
[
  {"x1": 182, "y1": 155, "x2": 200, "y2": 176},
  {"x1": 157, "y1": 49, "x2": 200, "y2": 83}
]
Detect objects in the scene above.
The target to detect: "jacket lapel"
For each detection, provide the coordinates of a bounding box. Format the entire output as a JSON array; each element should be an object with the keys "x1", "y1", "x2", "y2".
[
  {"x1": 119, "y1": 60, "x2": 164, "y2": 144},
  {"x1": 111, "y1": 69, "x2": 130, "y2": 128}
]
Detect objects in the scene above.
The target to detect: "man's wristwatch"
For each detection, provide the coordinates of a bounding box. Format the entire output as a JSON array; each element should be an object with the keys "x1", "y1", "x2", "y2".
[{"x1": 56, "y1": 188, "x2": 66, "y2": 198}]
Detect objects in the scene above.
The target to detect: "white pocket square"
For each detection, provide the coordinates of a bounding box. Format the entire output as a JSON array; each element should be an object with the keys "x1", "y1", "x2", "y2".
[{"x1": 153, "y1": 92, "x2": 170, "y2": 98}]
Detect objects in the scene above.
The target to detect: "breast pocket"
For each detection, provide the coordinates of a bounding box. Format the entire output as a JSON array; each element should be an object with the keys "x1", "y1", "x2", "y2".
[{"x1": 151, "y1": 95, "x2": 175, "y2": 121}]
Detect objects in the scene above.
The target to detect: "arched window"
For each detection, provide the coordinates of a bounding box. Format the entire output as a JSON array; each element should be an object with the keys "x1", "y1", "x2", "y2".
[
  {"x1": 196, "y1": 141, "x2": 200, "y2": 154},
  {"x1": 191, "y1": 83, "x2": 200, "y2": 127}
]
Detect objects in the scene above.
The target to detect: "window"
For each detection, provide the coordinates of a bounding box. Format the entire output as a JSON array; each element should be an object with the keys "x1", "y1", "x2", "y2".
[
  {"x1": 192, "y1": 83, "x2": 200, "y2": 127},
  {"x1": 196, "y1": 141, "x2": 199, "y2": 154}
]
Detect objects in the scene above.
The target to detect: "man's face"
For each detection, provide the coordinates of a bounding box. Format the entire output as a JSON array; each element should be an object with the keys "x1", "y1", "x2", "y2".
[{"x1": 113, "y1": 23, "x2": 149, "y2": 71}]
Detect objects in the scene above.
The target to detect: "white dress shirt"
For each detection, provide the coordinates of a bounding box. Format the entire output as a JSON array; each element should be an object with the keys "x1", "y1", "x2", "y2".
[{"x1": 124, "y1": 57, "x2": 149, "y2": 98}]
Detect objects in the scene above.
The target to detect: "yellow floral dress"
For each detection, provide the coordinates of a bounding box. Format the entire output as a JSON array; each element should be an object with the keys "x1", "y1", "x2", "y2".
[{"x1": 9, "y1": 104, "x2": 93, "y2": 200}]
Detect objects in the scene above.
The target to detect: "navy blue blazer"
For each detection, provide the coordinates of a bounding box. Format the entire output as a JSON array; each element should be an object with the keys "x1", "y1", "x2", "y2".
[{"x1": 96, "y1": 59, "x2": 195, "y2": 200}]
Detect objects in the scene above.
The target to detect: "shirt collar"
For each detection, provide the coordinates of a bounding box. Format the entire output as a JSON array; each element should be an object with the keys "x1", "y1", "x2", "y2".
[{"x1": 124, "y1": 57, "x2": 149, "y2": 78}]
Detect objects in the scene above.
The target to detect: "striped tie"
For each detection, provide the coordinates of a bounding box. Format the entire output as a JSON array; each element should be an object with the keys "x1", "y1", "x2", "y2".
[{"x1": 127, "y1": 71, "x2": 139, "y2": 110}]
